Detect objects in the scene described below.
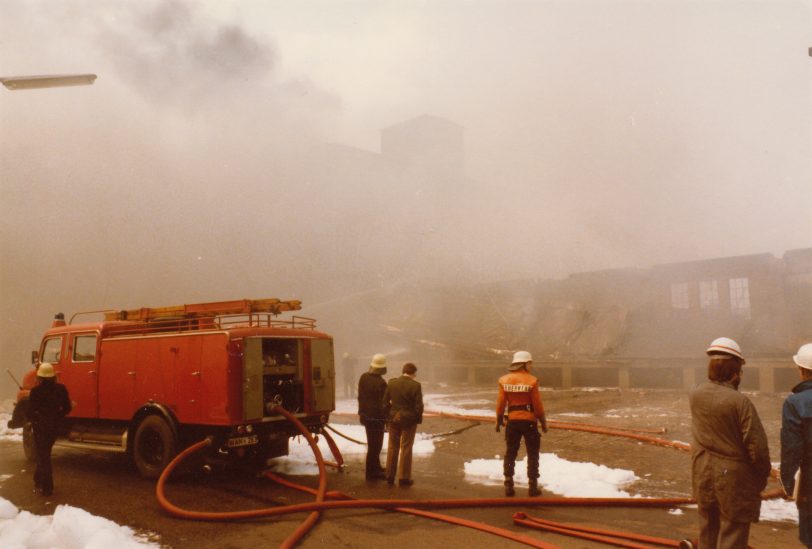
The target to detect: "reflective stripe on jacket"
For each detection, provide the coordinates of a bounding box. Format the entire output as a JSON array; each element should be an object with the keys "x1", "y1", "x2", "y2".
[{"x1": 496, "y1": 369, "x2": 545, "y2": 423}]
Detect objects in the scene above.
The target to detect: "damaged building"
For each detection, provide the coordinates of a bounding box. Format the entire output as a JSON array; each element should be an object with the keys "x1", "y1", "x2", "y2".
[
  {"x1": 296, "y1": 114, "x2": 810, "y2": 392},
  {"x1": 398, "y1": 248, "x2": 812, "y2": 391}
]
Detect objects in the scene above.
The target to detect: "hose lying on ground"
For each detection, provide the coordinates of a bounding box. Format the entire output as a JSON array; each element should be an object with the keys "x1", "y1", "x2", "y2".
[
  {"x1": 156, "y1": 406, "x2": 694, "y2": 548},
  {"x1": 402, "y1": 410, "x2": 784, "y2": 481},
  {"x1": 514, "y1": 512, "x2": 683, "y2": 548},
  {"x1": 323, "y1": 423, "x2": 367, "y2": 445},
  {"x1": 158, "y1": 448, "x2": 693, "y2": 521},
  {"x1": 265, "y1": 470, "x2": 561, "y2": 549}
]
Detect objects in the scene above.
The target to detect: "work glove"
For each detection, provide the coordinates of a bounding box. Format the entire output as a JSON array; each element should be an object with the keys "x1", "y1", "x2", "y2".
[
  {"x1": 540, "y1": 417, "x2": 548, "y2": 434},
  {"x1": 495, "y1": 416, "x2": 503, "y2": 432}
]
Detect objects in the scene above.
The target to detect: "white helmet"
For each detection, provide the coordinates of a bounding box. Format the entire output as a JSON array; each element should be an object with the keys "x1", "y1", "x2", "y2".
[
  {"x1": 706, "y1": 337, "x2": 744, "y2": 362},
  {"x1": 370, "y1": 353, "x2": 387, "y2": 372},
  {"x1": 37, "y1": 362, "x2": 56, "y2": 378},
  {"x1": 794, "y1": 343, "x2": 812, "y2": 370},
  {"x1": 509, "y1": 351, "x2": 533, "y2": 371}
]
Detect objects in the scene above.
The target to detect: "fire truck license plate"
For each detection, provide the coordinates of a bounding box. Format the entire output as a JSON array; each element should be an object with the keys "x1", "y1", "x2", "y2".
[{"x1": 227, "y1": 435, "x2": 258, "y2": 448}]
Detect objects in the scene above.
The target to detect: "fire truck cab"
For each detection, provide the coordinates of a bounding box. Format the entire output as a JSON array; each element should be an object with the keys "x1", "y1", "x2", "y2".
[{"x1": 8, "y1": 298, "x2": 335, "y2": 478}]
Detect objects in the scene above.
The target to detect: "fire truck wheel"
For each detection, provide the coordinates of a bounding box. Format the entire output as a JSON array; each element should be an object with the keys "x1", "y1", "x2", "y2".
[
  {"x1": 22, "y1": 422, "x2": 35, "y2": 462},
  {"x1": 133, "y1": 415, "x2": 177, "y2": 479}
]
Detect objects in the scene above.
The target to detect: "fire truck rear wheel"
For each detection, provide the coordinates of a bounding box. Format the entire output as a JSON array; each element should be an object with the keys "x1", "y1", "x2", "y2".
[
  {"x1": 133, "y1": 415, "x2": 177, "y2": 479},
  {"x1": 22, "y1": 422, "x2": 35, "y2": 462}
]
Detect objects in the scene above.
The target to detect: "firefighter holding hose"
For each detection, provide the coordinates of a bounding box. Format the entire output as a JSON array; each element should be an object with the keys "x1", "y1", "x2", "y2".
[{"x1": 496, "y1": 351, "x2": 548, "y2": 497}]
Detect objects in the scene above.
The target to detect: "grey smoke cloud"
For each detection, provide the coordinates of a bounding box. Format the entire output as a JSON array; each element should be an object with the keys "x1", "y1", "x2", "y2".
[
  {"x1": 98, "y1": 1, "x2": 276, "y2": 109},
  {"x1": 1, "y1": 0, "x2": 811, "y2": 398}
]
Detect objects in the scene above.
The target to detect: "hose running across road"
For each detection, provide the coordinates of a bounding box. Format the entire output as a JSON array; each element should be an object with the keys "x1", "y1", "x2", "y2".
[{"x1": 156, "y1": 406, "x2": 697, "y2": 548}]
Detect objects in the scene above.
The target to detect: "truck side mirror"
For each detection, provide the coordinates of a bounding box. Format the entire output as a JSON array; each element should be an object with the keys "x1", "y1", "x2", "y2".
[{"x1": 31, "y1": 350, "x2": 39, "y2": 365}]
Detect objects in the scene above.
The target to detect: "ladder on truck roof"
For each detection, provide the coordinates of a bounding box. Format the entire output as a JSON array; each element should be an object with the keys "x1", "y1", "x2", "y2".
[{"x1": 103, "y1": 298, "x2": 302, "y2": 322}]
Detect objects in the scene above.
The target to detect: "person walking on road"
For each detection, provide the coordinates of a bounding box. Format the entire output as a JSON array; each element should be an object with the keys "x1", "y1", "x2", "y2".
[
  {"x1": 683, "y1": 337, "x2": 771, "y2": 549},
  {"x1": 358, "y1": 353, "x2": 388, "y2": 480},
  {"x1": 780, "y1": 343, "x2": 812, "y2": 549},
  {"x1": 496, "y1": 351, "x2": 548, "y2": 497},
  {"x1": 383, "y1": 362, "x2": 423, "y2": 487},
  {"x1": 27, "y1": 362, "x2": 71, "y2": 496}
]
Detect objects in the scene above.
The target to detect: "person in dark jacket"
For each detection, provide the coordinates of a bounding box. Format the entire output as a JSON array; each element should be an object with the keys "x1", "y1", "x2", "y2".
[
  {"x1": 683, "y1": 338, "x2": 771, "y2": 549},
  {"x1": 780, "y1": 343, "x2": 812, "y2": 548},
  {"x1": 383, "y1": 362, "x2": 423, "y2": 486},
  {"x1": 358, "y1": 353, "x2": 388, "y2": 480},
  {"x1": 27, "y1": 362, "x2": 71, "y2": 496}
]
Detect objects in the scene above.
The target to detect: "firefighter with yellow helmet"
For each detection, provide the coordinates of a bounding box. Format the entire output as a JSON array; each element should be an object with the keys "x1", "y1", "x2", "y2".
[{"x1": 496, "y1": 350, "x2": 548, "y2": 497}]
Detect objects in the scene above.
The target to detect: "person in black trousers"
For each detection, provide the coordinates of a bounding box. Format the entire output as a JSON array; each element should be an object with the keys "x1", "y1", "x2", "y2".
[
  {"x1": 358, "y1": 354, "x2": 388, "y2": 480},
  {"x1": 28, "y1": 362, "x2": 71, "y2": 496}
]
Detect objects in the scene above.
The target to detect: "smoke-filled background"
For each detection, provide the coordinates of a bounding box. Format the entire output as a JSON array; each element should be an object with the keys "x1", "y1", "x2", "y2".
[{"x1": 2, "y1": 0, "x2": 811, "y2": 397}]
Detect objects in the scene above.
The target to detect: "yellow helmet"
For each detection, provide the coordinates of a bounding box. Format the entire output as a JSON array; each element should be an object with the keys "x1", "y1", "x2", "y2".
[{"x1": 37, "y1": 362, "x2": 56, "y2": 378}]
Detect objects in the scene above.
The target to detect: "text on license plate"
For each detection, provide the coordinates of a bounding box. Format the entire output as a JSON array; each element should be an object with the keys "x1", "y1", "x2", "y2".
[{"x1": 227, "y1": 435, "x2": 259, "y2": 448}]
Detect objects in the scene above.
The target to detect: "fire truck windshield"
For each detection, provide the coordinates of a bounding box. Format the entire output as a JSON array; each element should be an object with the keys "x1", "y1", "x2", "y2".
[{"x1": 41, "y1": 336, "x2": 63, "y2": 363}]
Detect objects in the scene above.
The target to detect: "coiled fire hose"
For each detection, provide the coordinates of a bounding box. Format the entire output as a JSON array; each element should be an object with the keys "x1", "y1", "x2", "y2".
[{"x1": 157, "y1": 405, "x2": 697, "y2": 548}]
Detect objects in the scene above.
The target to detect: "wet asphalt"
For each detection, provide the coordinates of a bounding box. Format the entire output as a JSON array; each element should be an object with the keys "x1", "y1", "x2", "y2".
[{"x1": 0, "y1": 385, "x2": 800, "y2": 548}]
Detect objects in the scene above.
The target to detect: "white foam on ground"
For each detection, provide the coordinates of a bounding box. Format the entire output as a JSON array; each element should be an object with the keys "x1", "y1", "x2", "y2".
[
  {"x1": 267, "y1": 422, "x2": 435, "y2": 476},
  {"x1": 1, "y1": 393, "x2": 799, "y2": 525},
  {"x1": 0, "y1": 497, "x2": 160, "y2": 548},
  {"x1": 0, "y1": 413, "x2": 22, "y2": 443},
  {"x1": 465, "y1": 453, "x2": 639, "y2": 498}
]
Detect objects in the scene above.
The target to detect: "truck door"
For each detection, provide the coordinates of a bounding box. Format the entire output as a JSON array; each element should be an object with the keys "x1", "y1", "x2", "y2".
[
  {"x1": 98, "y1": 338, "x2": 137, "y2": 420},
  {"x1": 170, "y1": 336, "x2": 202, "y2": 423},
  {"x1": 59, "y1": 333, "x2": 100, "y2": 418}
]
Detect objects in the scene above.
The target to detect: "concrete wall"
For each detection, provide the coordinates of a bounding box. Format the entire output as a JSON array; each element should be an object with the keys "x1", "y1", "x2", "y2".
[{"x1": 427, "y1": 359, "x2": 801, "y2": 393}]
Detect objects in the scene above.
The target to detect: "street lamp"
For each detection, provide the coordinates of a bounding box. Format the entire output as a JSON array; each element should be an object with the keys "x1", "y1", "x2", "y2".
[{"x1": 0, "y1": 74, "x2": 97, "y2": 91}]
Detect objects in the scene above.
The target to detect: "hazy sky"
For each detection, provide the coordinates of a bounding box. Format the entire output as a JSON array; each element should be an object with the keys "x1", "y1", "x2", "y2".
[{"x1": 1, "y1": 0, "x2": 811, "y2": 391}]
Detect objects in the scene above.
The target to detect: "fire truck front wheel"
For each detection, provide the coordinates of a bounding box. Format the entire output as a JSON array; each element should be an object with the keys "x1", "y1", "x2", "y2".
[{"x1": 133, "y1": 415, "x2": 177, "y2": 479}]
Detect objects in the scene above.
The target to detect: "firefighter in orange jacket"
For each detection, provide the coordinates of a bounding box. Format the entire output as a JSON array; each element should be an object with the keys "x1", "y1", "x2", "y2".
[{"x1": 496, "y1": 351, "x2": 548, "y2": 497}]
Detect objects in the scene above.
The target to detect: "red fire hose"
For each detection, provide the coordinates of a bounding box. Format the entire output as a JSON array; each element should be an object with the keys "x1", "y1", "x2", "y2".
[
  {"x1": 514, "y1": 512, "x2": 683, "y2": 548},
  {"x1": 264, "y1": 471, "x2": 561, "y2": 549},
  {"x1": 414, "y1": 410, "x2": 782, "y2": 479},
  {"x1": 318, "y1": 428, "x2": 344, "y2": 469},
  {"x1": 156, "y1": 406, "x2": 695, "y2": 548}
]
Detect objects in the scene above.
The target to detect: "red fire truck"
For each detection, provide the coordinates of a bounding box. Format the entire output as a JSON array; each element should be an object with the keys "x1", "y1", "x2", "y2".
[{"x1": 8, "y1": 298, "x2": 335, "y2": 478}]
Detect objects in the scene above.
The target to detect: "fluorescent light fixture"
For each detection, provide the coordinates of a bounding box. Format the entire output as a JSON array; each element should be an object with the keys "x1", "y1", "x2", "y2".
[{"x1": 0, "y1": 74, "x2": 97, "y2": 90}]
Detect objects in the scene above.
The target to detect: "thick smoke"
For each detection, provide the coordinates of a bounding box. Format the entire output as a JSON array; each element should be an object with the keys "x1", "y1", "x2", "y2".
[
  {"x1": 101, "y1": 1, "x2": 276, "y2": 107},
  {"x1": 1, "y1": 1, "x2": 811, "y2": 398},
  {"x1": 0, "y1": 1, "x2": 343, "y2": 397}
]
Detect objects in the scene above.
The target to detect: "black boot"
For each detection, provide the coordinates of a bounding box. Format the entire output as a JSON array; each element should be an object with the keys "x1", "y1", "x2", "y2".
[
  {"x1": 504, "y1": 477, "x2": 515, "y2": 497},
  {"x1": 528, "y1": 479, "x2": 541, "y2": 497}
]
